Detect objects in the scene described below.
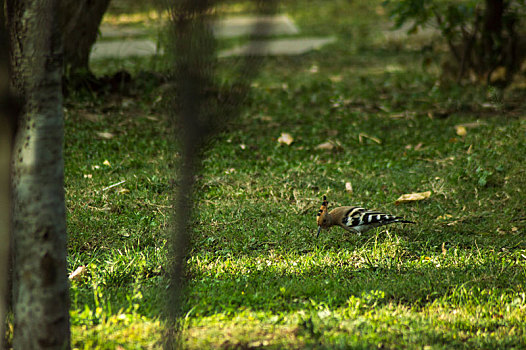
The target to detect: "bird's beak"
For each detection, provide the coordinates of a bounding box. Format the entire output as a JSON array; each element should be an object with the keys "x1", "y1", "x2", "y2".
[{"x1": 316, "y1": 226, "x2": 322, "y2": 238}]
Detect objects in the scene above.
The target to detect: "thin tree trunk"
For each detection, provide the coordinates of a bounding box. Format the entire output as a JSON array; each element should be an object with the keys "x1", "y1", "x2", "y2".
[
  {"x1": 0, "y1": 0, "x2": 16, "y2": 344},
  {"x1": 6, "y1": 0, "x2": 71, "y2": 348},
  {"x1": 482, "y1": 0, "x2": 504, "y2": 81},
  {"x1": 164, "y1": 1, "x2": 277, "y2": 348}
]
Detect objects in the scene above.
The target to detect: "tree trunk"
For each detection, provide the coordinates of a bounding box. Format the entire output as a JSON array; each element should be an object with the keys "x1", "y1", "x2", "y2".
[
  {"x1": 482, "y1": 0, "x2": 504, "y2": 51},
  {"x1": 0, "y1": 0, "x2": 16, "y2": 344},
  {"x1": 481, "y1": 0, "x2": 504, "y2": 80},
  {"x1": 6, "y1": 0, "x2": 71, "y2": 348},
  {"x1": 164, "y1": 1, "x2": 277, "y2": 348},
  {"x1": 59, "y1": 0, "x2": 111, "y2": 76}
]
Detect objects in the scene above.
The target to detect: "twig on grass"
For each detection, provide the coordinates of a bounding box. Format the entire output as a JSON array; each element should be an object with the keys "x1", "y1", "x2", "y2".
[{"x1": 101, "y1": 180, "x2": 126, "y2": 192}]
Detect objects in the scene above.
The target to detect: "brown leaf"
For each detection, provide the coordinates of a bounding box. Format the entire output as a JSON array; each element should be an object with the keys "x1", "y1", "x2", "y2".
[
  {"x1": 316, "y1": 141, "x2": 334, "y2": 150},
  {"x1": 259, "y1": 115, "x2": 273, "y2": 122},
  {"x1": 358, "y1": 133, "x2": 381, "y2": 144},
  {"x1": 79, "y1": 111, "x2": 100, "y2": 123},
  {"x1": 436, "y1": 214, "x2": 453, "y2": 220},
  {"x1": 395, "y1": 191, "x2": 431, "y2": 204},
  {"x1": 316, "y1": 140, "x2": 342, "y2": 151},
  {"x1": 96, "y1": 131, "x2": 114, "y2": 139},
  {"x1": 454, "y1": 125, "x2": 467, "y2": 136},
  {"x1": 457, "y1": 121, "x2": 487, "y2": 128},
  {"x1": 277, "y1": 132, "x2": 294, "y2": 146}
]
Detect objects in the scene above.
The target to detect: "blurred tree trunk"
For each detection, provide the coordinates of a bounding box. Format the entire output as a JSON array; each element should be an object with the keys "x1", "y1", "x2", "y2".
[
  {"x1": 481, "y1": 0, "x2": 505, "y2": 79},
  {"x1": 0, "y1": 0, "x2": 16, "y2": 344},
  {"x1": 164, "y1": 1, "x2": 277, "y2": 348},
  {"x1": 60, "y1": 0, "x2": 111, "y2": 77},
  {"x1": 6, "y1": 0, "x2": 71, "y2": 348}
]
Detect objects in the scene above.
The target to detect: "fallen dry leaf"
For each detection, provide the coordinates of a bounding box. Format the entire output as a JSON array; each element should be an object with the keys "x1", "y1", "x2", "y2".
[
  {"x1": 259, "y1": 115, "x2": 274, "y2": 122},
  {"x1": 103, "y1": 159, "x2": 111, "y2": 167},
  {"x1": 79, "y1": 111, "x2": 100, "y2": 123},
  {"x1": 455, "y1": 125, "x2": 467, "y2": 136},
  {"x1": 345, "y1": 182, "x2": 353, "y2": 193},
  {"x1": 316, "y1": 140, "x2": 342, "y2": 151},
  {"x1": 277, "y1": 132, "x2": 294, "y2": 146},
  {"x1": 316, "y1": 141, "x2": 334, "y2": 150},
  {"x1": 395, "y1": 191, "x2": 432, "y2": 204},
  {"x1": 96, "y1": 131, "x2": 114, "y2": 139},
  {"x1": 457, "y1": 121, "x2": 487, "y2": 128},
  {"x1": 68, "y1": 266, "x2": 87, "y2": 281},
  {"x1": 358, "y1": 133, "x2": 381, "y2": 144},
  {"x1": 330, "y1": 75, "x2": 343, "y2": 83},
  {"x1": 436, "y1": 214, "x2": 453, "y2": 220}
]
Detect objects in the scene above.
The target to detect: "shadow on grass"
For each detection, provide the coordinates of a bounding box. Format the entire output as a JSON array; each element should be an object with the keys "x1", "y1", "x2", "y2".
[{"x1": 186, "y1": 248, "x2": 526, "y2": 318}]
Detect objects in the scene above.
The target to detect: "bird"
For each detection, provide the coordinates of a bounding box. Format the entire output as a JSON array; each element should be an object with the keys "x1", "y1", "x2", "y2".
[{"x1": 316, "y1": 195, "x2": 415, "y2": 238}]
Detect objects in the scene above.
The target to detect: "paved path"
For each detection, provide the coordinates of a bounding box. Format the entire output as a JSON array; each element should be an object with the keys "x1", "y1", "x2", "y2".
[
  {"x1": 90, "y1": 39, "x2": 160, "y2": 60},
  {"x1": 218, "y1": 37, "x2": 336, "y2": 57},
  {"x1": 212, "y1": 15, "x2": 299, "y2": 38},
  {"x1": 90, "y1": 14, "x2": 335, "y2": 60}
]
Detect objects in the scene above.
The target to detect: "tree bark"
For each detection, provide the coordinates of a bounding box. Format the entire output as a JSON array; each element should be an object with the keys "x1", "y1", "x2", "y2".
[
  {"x1": 6, "y1": 0, "x2": 71, "y2": 348},
  {"x1": 59, "y1": 0, "x2": 111, "y2": 76},
  {"x1": 481, "y1": 0, "x2": 504, "y2": 80},
  {"x1": 0, "y1": 0, "x2": 16, "y2": 344}
]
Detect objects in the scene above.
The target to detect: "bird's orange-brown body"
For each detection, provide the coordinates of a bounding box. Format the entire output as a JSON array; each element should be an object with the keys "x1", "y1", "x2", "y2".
[{"x1": 316, "y1": 196, "x2": 415, "y2": 237}]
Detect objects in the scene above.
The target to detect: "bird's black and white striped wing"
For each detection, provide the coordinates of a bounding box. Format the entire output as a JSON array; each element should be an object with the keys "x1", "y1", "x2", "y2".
[{"x1": 342, "y1": 207, "x2": 412, "y2": 233}]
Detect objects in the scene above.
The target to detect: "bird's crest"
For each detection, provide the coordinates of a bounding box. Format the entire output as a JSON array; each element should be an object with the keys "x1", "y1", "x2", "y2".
[
  {"x1": 316, "y1": 195, "x2": 330, "y2": 237},
  {"x1": 317, "y1": 195, "x2": 329, "y2": 221}
]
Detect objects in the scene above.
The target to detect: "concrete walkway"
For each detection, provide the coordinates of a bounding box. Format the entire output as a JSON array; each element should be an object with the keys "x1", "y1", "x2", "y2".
[
  {"x1": 212, "y1": 15, "x2": 299, "y2": 38},
  {"x1": 218, "y1": 37, "x2": 336, "y2": 57},
  {"x1": 90, "y1": 39, "x2": 161, "y2": 60},
  {"x1": 90, "y1": 14, "x2": 336, "y2": 61}
]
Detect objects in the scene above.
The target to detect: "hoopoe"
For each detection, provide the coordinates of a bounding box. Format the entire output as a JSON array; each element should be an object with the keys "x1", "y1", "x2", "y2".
[{"x1": 316, "y1": 196, "x2": 415, "y2": 238}]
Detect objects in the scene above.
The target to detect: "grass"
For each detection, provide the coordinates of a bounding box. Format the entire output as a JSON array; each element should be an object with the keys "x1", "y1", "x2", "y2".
[{"x1": 58, "y1": 0, "x2": 526, "y2": 348}]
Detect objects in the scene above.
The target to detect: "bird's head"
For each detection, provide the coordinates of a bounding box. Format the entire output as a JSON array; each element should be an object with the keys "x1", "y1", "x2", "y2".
[{"x1": 316, "y1": 195, "x2": 331, "y2": 237}]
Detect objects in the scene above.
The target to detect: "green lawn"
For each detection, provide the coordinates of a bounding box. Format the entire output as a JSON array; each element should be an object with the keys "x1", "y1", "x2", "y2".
[{"x1": 64, "y1": 1, "x2": 526, "y2": 348}]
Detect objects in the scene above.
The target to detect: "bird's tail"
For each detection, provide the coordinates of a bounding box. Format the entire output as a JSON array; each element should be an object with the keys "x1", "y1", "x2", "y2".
[{"x1": 395, "y1": 219, "x2": 416, "y2": 224}]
